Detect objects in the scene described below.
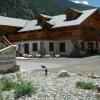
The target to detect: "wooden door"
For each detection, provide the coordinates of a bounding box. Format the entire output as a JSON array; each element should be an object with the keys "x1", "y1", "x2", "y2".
[{"x1": 24, "y1": 43, "x2": 29, "y2": 54}]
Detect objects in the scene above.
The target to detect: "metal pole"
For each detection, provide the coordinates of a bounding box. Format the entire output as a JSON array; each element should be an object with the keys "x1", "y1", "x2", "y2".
[{"x1": 44, "y1": 68, "x2": 48, "y2": 76}]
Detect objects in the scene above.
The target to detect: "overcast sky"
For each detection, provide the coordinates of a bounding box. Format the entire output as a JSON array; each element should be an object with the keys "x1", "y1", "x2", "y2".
[{"x1": 71, "y1": 0, "x2": 100, "y2": 7}]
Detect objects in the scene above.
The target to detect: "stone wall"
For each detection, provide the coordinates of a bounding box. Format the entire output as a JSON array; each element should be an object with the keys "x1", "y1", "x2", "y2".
[{"x1": 0, "y1": 45, "x2": 19, "y2": 73}]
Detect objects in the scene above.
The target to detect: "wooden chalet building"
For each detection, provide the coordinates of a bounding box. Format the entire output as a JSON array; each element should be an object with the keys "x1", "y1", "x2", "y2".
[{"x1": 0, "y1": 8, "x2": 100, "y2": 57}]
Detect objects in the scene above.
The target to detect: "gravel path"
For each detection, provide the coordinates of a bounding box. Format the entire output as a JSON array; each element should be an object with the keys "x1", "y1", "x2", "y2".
[
  {"x1": 16, "y1": 56, "x2": 100, "y2": 75},
  {"x1": 1, "y1": 71, "x2": 100, "y2": 100},
  {"x1": 1, "y1": 56, "x2": 100, "y2": 100},
  {"x1": 22, "y1": 71, "x2": 99, "y2": 100}
]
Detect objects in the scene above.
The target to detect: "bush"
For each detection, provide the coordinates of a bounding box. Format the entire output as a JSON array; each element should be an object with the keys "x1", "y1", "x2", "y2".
[
  {"x1": 14, "y1": 80, "x2": 38, "y2": 98},
  {"x1": 0, "y1": 42, "x2": 6, "y2": 50},
  {"x1": 76, "y1": 81, "x2": 96, "y2": 90},
  {"x1": 0, "y1": 73, "x2": 38, "y2": 98}
]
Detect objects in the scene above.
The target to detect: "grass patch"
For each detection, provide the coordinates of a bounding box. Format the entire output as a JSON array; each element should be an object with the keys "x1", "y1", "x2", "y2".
[
  {"x1": 0, "y1": 73, "x2": 38, "y2": 98},
  {"x1": 76, "y1": 81, "x2": 96, "y2": 90}
]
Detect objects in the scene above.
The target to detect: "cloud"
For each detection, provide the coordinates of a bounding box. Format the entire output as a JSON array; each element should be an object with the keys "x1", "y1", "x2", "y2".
[
  {"x1": 82, "y1": 1, "x2": 89, "y2": 5},
  {"x1": 73, "y1": 0, "x2": 89, "y2": 5},
  {"x1": 74, "y1": 1, "x2": 80, "y2": 3}
]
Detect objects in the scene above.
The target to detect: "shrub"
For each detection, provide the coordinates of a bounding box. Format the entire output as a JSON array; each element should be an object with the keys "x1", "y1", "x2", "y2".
[
  {"x1": 76, "y1": 81, "x2": 96, "y2": 90},
  {"x1": 0, "y1": 73, "x2": 38, "y2": 98},
  {"x1": 0, "y1": 42, "x2": 6, "y2": 50},
  {"x1": 14, "y1": 80, "x2": 38, "y2": 98},
  {"x1": 0, "y1": 76, "x2": 13, "y2": 91}
]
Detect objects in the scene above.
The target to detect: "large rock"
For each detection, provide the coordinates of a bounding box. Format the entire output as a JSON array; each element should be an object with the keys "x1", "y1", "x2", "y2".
[
  {"x1": 58, "y1": 70, "x2": 70, "y2": 77},
  {"x1": 0, "y1": 45, "x2": 20, "y2": 74}
]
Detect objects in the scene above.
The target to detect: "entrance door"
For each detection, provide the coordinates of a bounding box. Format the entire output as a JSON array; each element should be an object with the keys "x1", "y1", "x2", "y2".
[
  {"x1": 59, "y1": 42, "x2": 65, "y2": 52},
  {"x1": 24, "y1": 43, "x2": 29, "y2": 54}
]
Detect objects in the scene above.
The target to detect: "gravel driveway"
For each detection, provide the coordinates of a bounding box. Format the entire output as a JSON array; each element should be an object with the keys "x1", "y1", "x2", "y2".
[{"x1": 16, "y1": 56, "x2": 100, "y2": 75}]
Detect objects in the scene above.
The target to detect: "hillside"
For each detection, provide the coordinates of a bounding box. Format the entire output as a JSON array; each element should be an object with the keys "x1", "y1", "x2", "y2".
[{"x1": 0, "y1": 0, "x2": 95, "y2": 20}]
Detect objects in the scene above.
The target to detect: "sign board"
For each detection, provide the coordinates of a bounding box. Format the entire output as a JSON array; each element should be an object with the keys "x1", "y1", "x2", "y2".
[{"x1": 0, "y1": 45, "x2": 16, "y2": 72}]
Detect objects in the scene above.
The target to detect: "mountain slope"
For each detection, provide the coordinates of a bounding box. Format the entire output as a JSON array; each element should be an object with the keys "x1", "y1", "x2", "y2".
[
  {"x1": 0, "y1": 0, "x2": 95, "y2": 20},
  {"x1": 56, "y1": 0, "x2": 95, "y2": 10}
]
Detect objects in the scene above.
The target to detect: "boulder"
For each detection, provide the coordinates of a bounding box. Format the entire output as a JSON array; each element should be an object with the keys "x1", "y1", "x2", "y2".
[
  {"x1": 91, "y1": 75, "x2": 100, "y2": 79},
  {"x1": 58, "y1": 70, "x2": 70, "y2": 77}
]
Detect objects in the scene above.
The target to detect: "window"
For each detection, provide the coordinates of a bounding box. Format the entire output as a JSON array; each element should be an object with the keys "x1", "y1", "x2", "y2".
[
  {"x1": 59, "y1": 43, "x2": 65, "y2": 52},
  {"x1": 24, "y1": 43, "x2": 29, "y2": 54},
  {"x1": 33, "y1": 43, "x2": 37, "y2": 52},
  {"x1": 49, "y1": 42, "x2": 54, "y2": 51}
]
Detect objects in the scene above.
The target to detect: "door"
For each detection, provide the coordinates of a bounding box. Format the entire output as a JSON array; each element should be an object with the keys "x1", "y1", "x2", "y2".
[
  {"x1": 24, "y1": 43, "x2": 29, "y2": 54},
  {"x1": 59, "y1": 42, "x2": 65, "y2": 52}
]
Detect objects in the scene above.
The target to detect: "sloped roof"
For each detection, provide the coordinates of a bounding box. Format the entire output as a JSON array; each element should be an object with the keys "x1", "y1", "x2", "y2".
[
  {"x1": 40, "y1": 14, "x2": 52, "y2": 19},
  {"x1": 0, "y1": 16, "x2": 28, "y2": 27},
  {"x1": 47, "y1": 14, "x2": 66, "y2": 25},
  {"x1": 68, "y1": 8, "x2": 82, "y2": 13},
  {"x1": 47, "y1": 9, "x2": 97, "y2": 28},
  {"x1": 19, "y1": 9, "x2": 97, "y2": 32},
  {"x1": 18, "y1": 20, "x2": 42, "y2": 32}
]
